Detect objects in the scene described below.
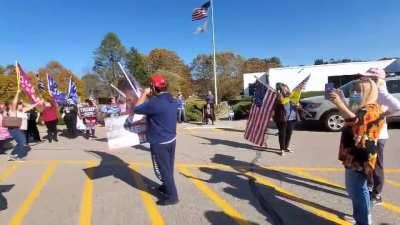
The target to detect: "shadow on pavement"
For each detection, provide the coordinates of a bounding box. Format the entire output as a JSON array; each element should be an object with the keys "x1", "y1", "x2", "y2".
[
  {"x1": 191, "y1": 135, "x2": 285, "y2": 155},
  {"x1": 82, "y1": 151, "x2": 161, "y2": 200},
  {"x1": 93, "y1": 138, "x2": 108, "y2": 142},
  {"x1": 183, "y1": 154, "x2": 348, "y2": 225},
  {"x1": 204, "y1": 210, "x2": 260, "y2": 225},
  {"x1": 0, "y1": 184, "x2": 14, "y2": 211}
]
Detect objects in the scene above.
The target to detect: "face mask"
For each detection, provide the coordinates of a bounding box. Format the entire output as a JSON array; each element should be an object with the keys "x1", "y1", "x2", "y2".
[{"x1": 349, "y1": 92, "x2": 362, "y2": 111}]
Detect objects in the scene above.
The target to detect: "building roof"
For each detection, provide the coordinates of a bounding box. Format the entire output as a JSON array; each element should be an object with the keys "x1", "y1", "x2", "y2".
[{"x1": 268, "y1": 59, "x2": 395, "y2": 76}]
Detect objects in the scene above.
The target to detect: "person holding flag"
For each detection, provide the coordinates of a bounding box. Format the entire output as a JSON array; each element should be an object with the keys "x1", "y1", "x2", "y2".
[
  {"x1": 60, "y1": 98, "x2": 78, "y2": 137},
  {"x1": 273, "y1": 75, "x2": 310, "y2": 156}
]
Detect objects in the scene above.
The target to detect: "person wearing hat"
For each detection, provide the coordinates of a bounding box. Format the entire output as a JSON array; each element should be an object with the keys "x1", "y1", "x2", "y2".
[
  {"x1": 60, "y1": 98, "x2": 78, "y2": 137},
  {"x1": 134, "y1": 74, "x2": 179, "y2": 206},
  {"x1": 360, "y1": 68, "x2": 400, "y2": 206}
]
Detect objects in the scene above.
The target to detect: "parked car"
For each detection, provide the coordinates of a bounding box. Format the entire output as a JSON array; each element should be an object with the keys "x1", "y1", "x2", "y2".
[{"x1": 300, "y1": 76, "x2": 400, "y2": 131}]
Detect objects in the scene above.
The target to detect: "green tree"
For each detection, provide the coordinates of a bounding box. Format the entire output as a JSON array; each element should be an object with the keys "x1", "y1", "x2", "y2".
[
  {"x1": 93, "y1": 32, "x2": 127, "y2": 87},
  {"x1": 266, "y1": 56, "x2": 282, "y2": 68},
  {"x1": 126, "y1": 47, "x2": 148, "y2": 85}
]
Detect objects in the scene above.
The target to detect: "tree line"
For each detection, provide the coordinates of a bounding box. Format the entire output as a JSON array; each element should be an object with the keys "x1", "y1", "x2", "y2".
[
  {"x1": 84, "y1": 32, "x2": 282, "y2": 101},
  {"x1": 0, "y1": 32, "x2": 282, "y2": 102}
]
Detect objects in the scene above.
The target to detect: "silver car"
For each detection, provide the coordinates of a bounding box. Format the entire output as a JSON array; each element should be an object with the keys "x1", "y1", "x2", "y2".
[{"x1": 300, "y1": 76, "x2": 400, "y2": 131}]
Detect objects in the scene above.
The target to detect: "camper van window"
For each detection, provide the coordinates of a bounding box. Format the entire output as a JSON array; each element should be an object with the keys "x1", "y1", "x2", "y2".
[{"x1": 387, "y1": 80, "x2": 400, "y2": 94}]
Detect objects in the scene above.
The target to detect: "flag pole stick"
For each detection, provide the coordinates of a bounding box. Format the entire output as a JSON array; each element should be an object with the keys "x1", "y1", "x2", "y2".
[
  {"x1": 68, "y1": 76, "x2": 72, "y2": 97},
  {"x1": 110, "y1": 84, "x2": 127, "y2": 98},
  {"x1": 15, "y1": 61, "x2": 20, "y2": 91},
  {"x1": 210, "y1": 0, "x2": 218, "y2": 105},
  {"x1": 117, "y1": 62, "x2": 140, "y2": 97}
]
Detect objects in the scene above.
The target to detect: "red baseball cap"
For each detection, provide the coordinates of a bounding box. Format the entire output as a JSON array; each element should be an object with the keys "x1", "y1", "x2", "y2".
[{"x1": 150, "y1": 74, "x2": 167, "y2": 89}]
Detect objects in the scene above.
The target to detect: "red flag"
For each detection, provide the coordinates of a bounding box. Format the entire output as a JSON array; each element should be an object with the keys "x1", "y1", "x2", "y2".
[
  {"x1": 244, "y1": 81, "x2": 277, "y2": 146},
  {"x1": 15, "y1": 63, "x2": 41, "y2": 103}
]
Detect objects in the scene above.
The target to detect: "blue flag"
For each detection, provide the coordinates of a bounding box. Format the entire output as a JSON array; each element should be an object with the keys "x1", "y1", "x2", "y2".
[
  {"x1": 68, "y1": 77, "x2": 78, "y2": 104},
  {"x1": 47, "y1": 74, "x2": 66, "y2": 105}
]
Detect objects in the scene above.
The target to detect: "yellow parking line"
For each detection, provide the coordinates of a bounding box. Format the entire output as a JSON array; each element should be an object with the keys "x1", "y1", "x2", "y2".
[
  {"x1": 386, "y1": 179, "x2": 400, "y2": 189},
  {"x1": 178, "y1": 165, "x2": 251, "y2": 225},
  {"x1": 129, "y1": 165, "x2": 165, "y2": 225},
  {"x1": 290, "y1": 169, "x2": 345, "y2": 190},
  {"x1": 244, "y1": 172, "x2": 351, "y2": 225},
  {"x1": 79, "y1": 162, "x2": 96, "y2": 225},
  {"x1": 286, "y1": 170, "x2": 400, "y2": 215},
  {"x1": 0, "y1": 163, "x2": 20, "y2": 182},
  {"x1": 9, "y1": 162, "x2": 58, "y2": 225}
]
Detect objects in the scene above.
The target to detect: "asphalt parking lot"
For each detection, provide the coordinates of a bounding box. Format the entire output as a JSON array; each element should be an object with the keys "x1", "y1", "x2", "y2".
[{"x1": 0, "y1": 120, "x2": 399, "y2": 225}]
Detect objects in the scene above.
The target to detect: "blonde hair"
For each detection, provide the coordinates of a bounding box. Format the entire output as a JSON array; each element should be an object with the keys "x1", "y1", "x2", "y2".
[{"x1": 356, "y1": 78, "x2": 378, "y2": 106}]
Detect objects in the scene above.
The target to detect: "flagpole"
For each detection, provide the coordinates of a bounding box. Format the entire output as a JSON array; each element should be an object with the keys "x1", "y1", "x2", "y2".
[
  {"x1": 68, "y1": 76, "x2": 72, "y2": 97},
  {"x1": 15, "y1": 61, "x2": 20, "y2": 91},
  {"x1": 210, "y1": 0, "x2": 218, "y2": 105}
]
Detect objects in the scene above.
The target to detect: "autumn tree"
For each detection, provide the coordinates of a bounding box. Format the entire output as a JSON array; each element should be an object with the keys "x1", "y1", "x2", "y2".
[
  {"x1": 147, "y1": 48, "x2": 191, "y2": 95},
  {"x1": 242, "y1": 58, "x2": 269, "y2": 73},
  {"x1": 38, "y1": 61, "x2": 86, "y2": 99},
  {"x1": 93, "y1": 32, "x2": 127, "y2": 88},
  {"x1": 191, "y1": 52, "x2": 245, "y2": 101}
]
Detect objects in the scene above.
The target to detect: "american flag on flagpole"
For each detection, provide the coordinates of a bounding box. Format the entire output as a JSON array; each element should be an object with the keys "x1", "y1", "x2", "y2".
[
  {"x1": 192, "y1": 1, "x2": 210, "y2": 21},
  {"x1": 244, "y1": 81, "x2": 277, "y2": 146},
  {"x1": 294, "y1": 74, "x2": 311, "y2": 91},
  {"x1": 15, "y1": 63, "x2": 41, "y2": 103}
]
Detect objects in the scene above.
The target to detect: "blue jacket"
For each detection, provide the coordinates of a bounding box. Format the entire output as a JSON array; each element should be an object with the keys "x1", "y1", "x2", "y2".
[{"x1": 134, "y1": 93, "x2": 178, "y2": 144}]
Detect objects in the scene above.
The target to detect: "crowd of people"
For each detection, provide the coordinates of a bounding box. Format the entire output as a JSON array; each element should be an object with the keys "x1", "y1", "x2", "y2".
[
  {"x1": 1, "y1": 68, "x2": 400, "y2": 220},
  {"x1": 0, "y1": 93, "x2": 127, "y2": 161}
]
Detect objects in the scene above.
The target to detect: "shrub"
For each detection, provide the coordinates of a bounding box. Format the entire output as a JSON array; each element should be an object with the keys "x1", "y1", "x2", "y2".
[
  {"x1": 301, "y1": 91, "x2": 324, "y2": 99},
  {"x1": 185, "y1": 97, "x2": 205, "y2": 121},
  {"x1": 233, "y1": 101, "x2": 252, "y2": 119}
]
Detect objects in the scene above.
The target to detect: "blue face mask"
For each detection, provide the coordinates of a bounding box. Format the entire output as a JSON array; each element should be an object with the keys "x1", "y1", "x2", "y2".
[{"x1": 349, "y1": 92, "x2": 362, "y2": 111}]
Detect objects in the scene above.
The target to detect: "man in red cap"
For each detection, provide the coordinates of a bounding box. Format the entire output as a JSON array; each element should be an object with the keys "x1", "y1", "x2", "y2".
[
  {"x1": 360, "y1": 68, "x2": 400, "y2": 206},
  {"x1": 134, "y1": 74, "x2": 179, "y2": 205}
]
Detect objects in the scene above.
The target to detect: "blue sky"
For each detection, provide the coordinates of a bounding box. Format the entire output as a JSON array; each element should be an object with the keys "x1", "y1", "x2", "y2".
[{"x1": 1, "y1": 0, "x2": 399, "y2": 76}]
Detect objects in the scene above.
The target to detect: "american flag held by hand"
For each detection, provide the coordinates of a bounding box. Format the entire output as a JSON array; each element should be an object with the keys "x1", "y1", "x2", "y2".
[
  {"x1": 294, "y1": 74, "x2": 311, "y2": 91},
  {"x1": 244, "y1": 81, "x2": 277, "y2": 147},
  {"x1": 192, "y1": 1, "x2": 210, "y2": 21}
]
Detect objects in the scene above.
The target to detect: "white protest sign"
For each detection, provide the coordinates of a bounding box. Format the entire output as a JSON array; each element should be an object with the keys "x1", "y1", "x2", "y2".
[{"x1": 105, "y1": 114, "x2": 147, "y2": 150}]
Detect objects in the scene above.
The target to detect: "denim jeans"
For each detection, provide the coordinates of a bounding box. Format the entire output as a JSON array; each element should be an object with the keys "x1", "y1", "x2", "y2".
[
  {"x1": 8, "y1": 128, "x2": 27, "y2": 158},
  {"x1": 345, "y1": 169, "x2": 371, "y2": 225}
]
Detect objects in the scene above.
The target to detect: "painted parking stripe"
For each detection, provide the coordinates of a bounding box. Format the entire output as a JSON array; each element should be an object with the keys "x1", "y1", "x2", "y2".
[
  {"x1": 290, "y1": 169, "x2": 345, "y2": 190},
  {"x1": 0, "y1": 163, "x2": 20, "y2": 182},
  {"x1": 178, "y1": 165, "x2": 251, "y2": 225},
  {"x1": 242, "y1": 171, "x2": 351, "y2": 225},
  {"x1": 386, "y1": 179, "x2": 400, "y2": 189},
  {"x1": 4, "y1": 161, "x2": 400, "y2": 174},
  {"x1": 9, "y1": 162, "x2": 58, "y2": 225},
  {"x1": 129, "y1": 165, "x2": 165, "y2": 225},
  {"x1": 79, "y1": 162, "x2": 96, "y2": 225},
  {"x1": 286, "y1": 169, "x2": 400, "y2": 215}
]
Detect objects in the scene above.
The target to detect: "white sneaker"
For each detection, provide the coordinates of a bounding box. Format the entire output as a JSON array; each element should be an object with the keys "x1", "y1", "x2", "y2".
[{"x1": 342, "y1": 215, "x2": 356, "y2": 224}]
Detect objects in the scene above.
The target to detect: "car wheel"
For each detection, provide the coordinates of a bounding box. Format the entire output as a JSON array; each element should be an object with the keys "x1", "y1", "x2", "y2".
[{"x1": 323, "y1": 111, "x2": 345, "y2": 132}]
